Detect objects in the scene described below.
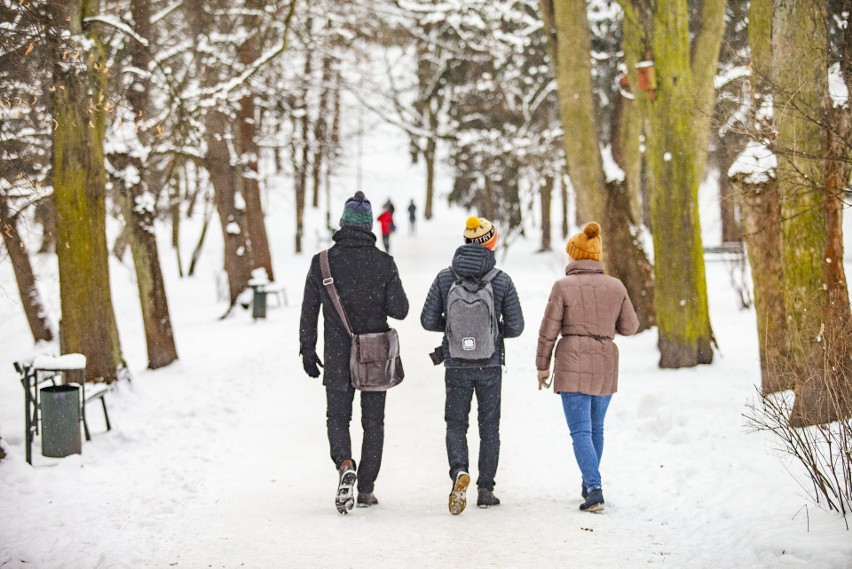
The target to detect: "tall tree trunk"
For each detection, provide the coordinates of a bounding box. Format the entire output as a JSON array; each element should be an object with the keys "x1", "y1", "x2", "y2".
[
  {"x1": 641, "y1": 0, "x2": 724, "y2": 368},
  {"x1": 185, "y1": 0, "x2": 253, "y2": 305},
  {"x1": 740, "y1": 0, "x2": 791, "y2": 395},
  {"x1": 0, "y1": 199, "x2": 53, "y2": 343},
  {"x1": 238, "y1": 1, "x2": 274, "y2": 281},
  {"x1": 34, "y1": 196, "x2": 56, "y2": 254},
  {"x1": 773, "y1": 0, "x2": 837, "y2": 426},
  {"x1": 326, "y1": 67, "x2": 342, "y2": 229},
  {"x1": 311, "y1": 54, "x2": 332, "y2": 210},
  {"x1": 541, "y1": 0, "x2": 604, "y2": 222},
  {"x1": 170, "y1": 173, "x2": 183, "y2": 277},
  {"x1": 119, "y1": 0, "x2": 178, "y2": 369},
  {"x1": 293, "y1": 42, "x2": 312, "y2": 254},
  {"x1": 541, "y1": 0, "x2": 655, "y2": 332},
  {"x1": 717, "y1": 150, "x2": 742, "y2": 244},
  {"x1": 609, "y1": 87, "x2": 656, "y2": 332},
  {"x1": 540, "y1": 175, "x2": 553, "y2": 251},
  {"x1": 735, "y1": 176, "x2": 789, "y2": 393},
  {"x1": 206, "y1": 110, "x2": 253, "y2": 305},
  {"x1": 561, "y1": 174, "x2": 569, "y2": 239},
  {"x1": 424, "y1": 102, "x2": 438, "y2": 221},
  {"x1": 50, "y1": 0, "x2": 125, "y2": 382}
]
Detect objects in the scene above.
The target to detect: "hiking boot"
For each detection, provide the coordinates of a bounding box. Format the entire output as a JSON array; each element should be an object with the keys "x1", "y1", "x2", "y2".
[
  {"x1": 477, "y1": 488, "x2": 501, "y2": 508},
  {"x1": 579, "y1": 487, "x2": 604, "y2": 513},
  {"x1": 335, "y1": 459, "x2": 357, "y2": 515},
  {"x1": 448, "y1": 470, "x2": 471, "y2": 515},
  {"x1": 356, "y1": 492, "x2": 379, "y2": 508},
  {"x1": 582, "y1": 484, "x2": 588, "y2": 499}
]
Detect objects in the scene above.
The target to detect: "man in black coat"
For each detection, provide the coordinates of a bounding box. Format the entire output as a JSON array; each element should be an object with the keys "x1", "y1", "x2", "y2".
[
  {"x1": 420, "y1": 216, "x2": 524, "y2": 515},
  {"x1": 300, "y1": 191, "x2": 409, "y2": 514}
]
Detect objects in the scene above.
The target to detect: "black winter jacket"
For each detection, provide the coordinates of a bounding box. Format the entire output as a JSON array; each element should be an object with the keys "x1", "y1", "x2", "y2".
[
  {"x1": 420, "y1": 244, "x2": 524, "y2": 369},
  {"x1": 300, "y1": 227, "x2": 409, "y2": 390}
]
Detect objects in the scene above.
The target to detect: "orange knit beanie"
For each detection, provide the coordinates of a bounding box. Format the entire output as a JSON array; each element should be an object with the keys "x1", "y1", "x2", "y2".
[
  {"x1": 463, "y1": 216, "x2": 498, "y2": 250},
  {"x1": 566, "y1": 222, "x2": 602, "y2": 261}
]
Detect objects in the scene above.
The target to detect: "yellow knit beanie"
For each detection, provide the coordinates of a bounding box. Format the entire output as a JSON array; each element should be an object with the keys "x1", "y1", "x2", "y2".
[
  {"x1": 463, "y1": 216, "x2": 498, "y2": 250},
  {"x1": 566, "y1": 222, "x2": 602, "y2": 261}
]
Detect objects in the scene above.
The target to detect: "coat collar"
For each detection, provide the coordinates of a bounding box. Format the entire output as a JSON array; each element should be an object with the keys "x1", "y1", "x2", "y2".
[
  {"x1": 333, "y1": 226, "x2": 377, "y2": 246},
  {"x1": 566, "y1": 259, "x2": 605, "y2": 275}
]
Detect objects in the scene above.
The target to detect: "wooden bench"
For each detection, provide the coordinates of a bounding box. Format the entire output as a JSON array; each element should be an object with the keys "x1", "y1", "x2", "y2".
[{"x1": 14, "y1": 355, "x2": 112, "y2": 465}]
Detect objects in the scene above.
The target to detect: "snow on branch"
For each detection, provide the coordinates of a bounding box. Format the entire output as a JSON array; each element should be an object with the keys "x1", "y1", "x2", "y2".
[{"x1": 83, "y1": 16, "x2": 149, "y2": 47}]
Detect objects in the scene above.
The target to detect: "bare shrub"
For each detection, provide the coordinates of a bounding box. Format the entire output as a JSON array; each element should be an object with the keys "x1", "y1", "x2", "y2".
[{"x1": 745, "y1": 295, "x2": 852, "y2": 526}]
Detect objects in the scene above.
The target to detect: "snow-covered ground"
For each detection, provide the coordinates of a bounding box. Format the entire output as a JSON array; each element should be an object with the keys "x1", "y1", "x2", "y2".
[{"x1": 1, "y1": 120, "x2": 851, "y2": 568}]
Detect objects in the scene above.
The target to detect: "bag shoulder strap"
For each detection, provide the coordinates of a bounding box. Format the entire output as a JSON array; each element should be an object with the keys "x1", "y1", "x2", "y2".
[
  {"x1": 481, "y1": 267, "x2": 500, "y2": 284},
  {"x1": 319, "y1": 250, "x2": 355, "y2": 338}
]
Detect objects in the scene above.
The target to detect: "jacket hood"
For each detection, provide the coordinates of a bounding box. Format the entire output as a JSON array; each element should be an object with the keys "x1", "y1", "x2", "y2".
[
  {"x1": 333, "y1": 225, "x2": 377, "y2": 246},
  {"x1": 566, "y1": 259, "x2": 605, "y2": 275},
  {"x1": 451, "y1": 244, "x2": 496, "y2": 278}
]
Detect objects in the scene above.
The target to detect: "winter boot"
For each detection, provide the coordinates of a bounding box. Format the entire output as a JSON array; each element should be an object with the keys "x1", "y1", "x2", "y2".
[
  {"x1": 448, "y1": 470, "x2": 471, "y2": 515},
  {"x1": 335, "y1": 459, "x2": 357, "y2": 515},
  {"x1": 356, "y1": 492, "x2": 379, "y2": 508},
  {"x1": 579, "y1": 487, "x2": 604, "y2": 512},
  {"x1": 582, "y1": 484, "x2": 588, "y2": 499},
  {"x1": 476, "y1": 488, "x2": 501, "y2": 508}
]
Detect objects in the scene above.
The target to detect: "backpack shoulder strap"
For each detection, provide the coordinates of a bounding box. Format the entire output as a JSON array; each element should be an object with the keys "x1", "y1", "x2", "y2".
[
  {"x1": 481, "y1": 268, "x2": 500, "y2": 284},
  {"x1": 319, "y1": 249, "x2": 354, "y2": 338}
]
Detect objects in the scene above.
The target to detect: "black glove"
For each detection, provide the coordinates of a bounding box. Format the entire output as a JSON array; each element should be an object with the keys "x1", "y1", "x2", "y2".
[{"x1": 302, "y1": 351, "x2": 323, "y2": 378}]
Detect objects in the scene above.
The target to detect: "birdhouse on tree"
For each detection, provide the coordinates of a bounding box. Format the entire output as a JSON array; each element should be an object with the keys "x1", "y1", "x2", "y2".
[{"x1": 635, "y1": 57, "x2": 657, "y2": 98}]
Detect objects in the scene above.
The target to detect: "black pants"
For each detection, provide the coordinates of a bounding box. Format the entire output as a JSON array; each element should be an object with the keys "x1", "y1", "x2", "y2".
[
  {"x1": 326, "y1": 386, "x2": 386, "y2": 493},
  {"x1": 381, "y1": 233, "x2": 391, "y2": 253},
  {"x1": 444, "y1": 367, "x2": 502, "y2": 491}
]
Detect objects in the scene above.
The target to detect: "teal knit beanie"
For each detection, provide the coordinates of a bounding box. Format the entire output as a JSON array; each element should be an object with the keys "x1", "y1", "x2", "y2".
[{"x1": 340, "y1": 191, "x2": 373, "y2": 228}]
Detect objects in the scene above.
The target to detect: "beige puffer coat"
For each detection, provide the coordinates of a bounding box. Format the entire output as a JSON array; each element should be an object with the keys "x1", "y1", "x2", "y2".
[{"x1": 536, "y1": 260, "x2": 639, "y2": 395}]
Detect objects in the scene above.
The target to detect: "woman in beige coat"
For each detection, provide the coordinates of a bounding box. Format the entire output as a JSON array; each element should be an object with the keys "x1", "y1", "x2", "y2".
[{"x1": 536, "y1": 222, "x2": 639, "y2": 512}]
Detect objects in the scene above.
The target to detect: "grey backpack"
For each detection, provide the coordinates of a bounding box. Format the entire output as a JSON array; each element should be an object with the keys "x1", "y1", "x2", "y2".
[{"x1": 446, "y1": 268, "x2": 500, "y2": 360}]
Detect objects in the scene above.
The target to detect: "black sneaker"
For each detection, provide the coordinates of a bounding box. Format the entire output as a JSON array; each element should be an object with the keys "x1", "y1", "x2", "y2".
[
  {"x1": 335, "y1": 459, "x2": 357, "y2": 515},
  {"x1": 579, "y1": 487, "x2": 604, "y2": 512},
  {"x1": 356, "y1": 492, "x2": 379, "y2": 508},
  {"x1": 477, "y1": 488, "x2": 501, "y2": 508},
  {"x1": 448, "y1": 470, "x2": 470, "y2": 515}
]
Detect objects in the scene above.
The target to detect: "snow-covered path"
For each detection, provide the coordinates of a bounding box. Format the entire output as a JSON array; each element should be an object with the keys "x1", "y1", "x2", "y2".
[
  {"x1": 2, "y1": 206, "x2": 851, "y2": 568},
  {"x1": 3, "y1": 114, "x2": 851, "y2": 567}
]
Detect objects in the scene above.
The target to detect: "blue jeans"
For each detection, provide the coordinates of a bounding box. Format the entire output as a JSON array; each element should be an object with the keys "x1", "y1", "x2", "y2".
[{"x1": 560, "y1": 392, "x2": 612, "y2": 491}]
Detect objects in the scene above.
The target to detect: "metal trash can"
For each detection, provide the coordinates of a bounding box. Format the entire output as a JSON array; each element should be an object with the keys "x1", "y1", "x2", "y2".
[
  {"x1": 40, "y1": 384, "x2": 82, "y2": 458},
  {"x1": 252, "y1": 285, "x2": 267, "y2": 320}
]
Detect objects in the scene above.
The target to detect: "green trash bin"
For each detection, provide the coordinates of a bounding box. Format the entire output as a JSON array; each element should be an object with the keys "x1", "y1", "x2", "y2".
[
  {"x1": 40, "y1": 384, "x2": 82, "y2": 458},
  {"x1": 252, "y1": 285, "x2": 267, "y2": 320}
]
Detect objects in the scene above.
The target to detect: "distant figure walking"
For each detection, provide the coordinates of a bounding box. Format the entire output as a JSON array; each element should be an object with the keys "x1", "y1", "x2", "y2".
[
  {"x1": 420, "y1": 216, "x2": 525, "y2": 515},
  {"x1": 407, "y1": 200, "x2": 417, "y2": 235},
  {"x1": 299, "y1": 191, "x2": 409, "y2": 514},
  {"x1": 535, "y1": 222, "x2": 639, "y2": 513},
  {"x1": 377, "y1": 204, "x2": 394, "y2": 253}
]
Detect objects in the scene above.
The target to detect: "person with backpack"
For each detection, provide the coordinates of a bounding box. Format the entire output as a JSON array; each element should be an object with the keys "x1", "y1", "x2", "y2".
[
  {"x1": 535, "y1": 222, "x2": 639, "y2": 513},
  {"x1": 420, "y1": 216, "x2": 524, "y2": 515},
  {"x1": 299, "y1": 191, "x2": 409, "y2": 515}
]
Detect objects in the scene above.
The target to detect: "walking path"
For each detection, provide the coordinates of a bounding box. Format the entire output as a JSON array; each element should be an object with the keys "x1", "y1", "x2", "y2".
[{"x1": 2, "y1": 206, "x2": 849, "y2": 568}]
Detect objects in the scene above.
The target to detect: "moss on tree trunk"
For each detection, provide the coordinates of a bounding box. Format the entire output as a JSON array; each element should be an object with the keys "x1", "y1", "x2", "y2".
[
  {"x1": 50, "y1": 0, "x2": 125, "y2": 383},
  {"x1": 641, "y1": 0, "x2": 724, "y2": 368}
]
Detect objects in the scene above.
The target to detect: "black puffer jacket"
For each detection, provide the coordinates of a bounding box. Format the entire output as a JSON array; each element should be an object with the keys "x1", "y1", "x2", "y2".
[
  {"x1": 420, "y1": 244, "x2": 524, "y2": 369},
  {"x1": 300, "y1": 227, "x2": 409, "y2": 390}
]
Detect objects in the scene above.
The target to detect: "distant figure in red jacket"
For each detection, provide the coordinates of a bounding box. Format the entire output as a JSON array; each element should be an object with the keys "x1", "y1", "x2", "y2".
[{"x1": 377, "y1": 205, "x2": 394, "y2": 253}]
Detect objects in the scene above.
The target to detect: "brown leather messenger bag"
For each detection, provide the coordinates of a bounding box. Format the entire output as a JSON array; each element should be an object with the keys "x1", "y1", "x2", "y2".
[{"x1": 319, "y1": 249, "x2": 404, "y2": 391}]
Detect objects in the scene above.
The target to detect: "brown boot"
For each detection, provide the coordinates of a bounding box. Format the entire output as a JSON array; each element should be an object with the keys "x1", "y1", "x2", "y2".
[{"x1": 335, "y1": 459, "x2": 357, "y2": 515}]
